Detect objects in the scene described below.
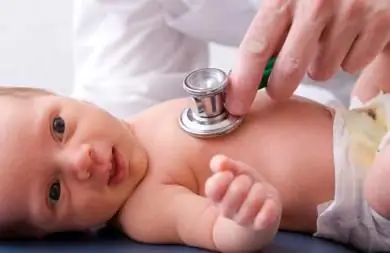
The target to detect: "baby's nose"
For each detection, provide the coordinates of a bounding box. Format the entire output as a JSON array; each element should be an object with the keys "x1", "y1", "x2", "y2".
[{"x1": 68, "y1": 144, "x2": 94, "y2": 181}]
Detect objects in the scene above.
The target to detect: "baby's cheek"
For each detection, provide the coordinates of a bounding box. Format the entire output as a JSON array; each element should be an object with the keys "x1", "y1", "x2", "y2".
[{"x1": 61, "y1": 189, "x2": 120, "y2": 231}]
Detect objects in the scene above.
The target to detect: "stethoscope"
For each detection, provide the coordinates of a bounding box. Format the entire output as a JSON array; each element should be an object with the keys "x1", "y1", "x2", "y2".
[{"x1": 179, "y1": 58, "x2": 275, "y2": 138}]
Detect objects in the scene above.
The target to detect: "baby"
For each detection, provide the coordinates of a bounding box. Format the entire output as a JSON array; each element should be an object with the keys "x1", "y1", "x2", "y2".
[{"x1": 1, "y1": 47, "x2": 390, "y2": 253}]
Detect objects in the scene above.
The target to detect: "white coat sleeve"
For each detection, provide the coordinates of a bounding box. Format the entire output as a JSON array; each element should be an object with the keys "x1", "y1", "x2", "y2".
[{"x1": 72, "y1": 0, "x2": 209, "y2": 119}]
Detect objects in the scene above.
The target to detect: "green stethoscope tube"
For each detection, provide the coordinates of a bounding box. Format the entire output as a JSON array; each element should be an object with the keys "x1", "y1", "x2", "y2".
[{"x1": 259, "y1": 57, "x2": 276, "y2": 89}]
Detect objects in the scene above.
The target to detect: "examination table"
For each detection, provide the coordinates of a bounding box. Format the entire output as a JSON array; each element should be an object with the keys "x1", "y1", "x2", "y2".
[{"x1": 0, "y1": 226, "x2": 358, "y2": 253}]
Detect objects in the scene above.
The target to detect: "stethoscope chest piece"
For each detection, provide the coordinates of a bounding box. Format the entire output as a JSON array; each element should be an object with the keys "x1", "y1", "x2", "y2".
[{"x1": 179, "y1": 68, "x2": 243, "y2": 138}]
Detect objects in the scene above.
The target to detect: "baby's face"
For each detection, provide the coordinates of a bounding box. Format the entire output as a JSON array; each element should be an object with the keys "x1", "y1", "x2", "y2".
[{"x1": 0, "y1": 94, "x2": 147, "y2": 236}]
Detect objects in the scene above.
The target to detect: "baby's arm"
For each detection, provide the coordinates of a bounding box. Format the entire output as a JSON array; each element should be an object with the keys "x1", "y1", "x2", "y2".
[
  {"x1": 117, "y1": 155, "x2": 281, "y2": 252},
  {"x1": 352, "y1": 45, "x2": 390, "y2": 102},
  {"x1": 205, "y1": 155, "x2": 281, "y2": 252}
]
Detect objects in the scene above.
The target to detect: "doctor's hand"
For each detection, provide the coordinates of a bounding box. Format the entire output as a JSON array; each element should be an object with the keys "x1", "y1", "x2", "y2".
[{"x1": 227, "y1": 0, "x2": 390, "y2": 116}]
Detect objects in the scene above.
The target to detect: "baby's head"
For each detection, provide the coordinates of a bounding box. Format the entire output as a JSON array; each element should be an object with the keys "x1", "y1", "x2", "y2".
[{"x1": 0, "y1": 87, "x2": 147, "y2": 238}]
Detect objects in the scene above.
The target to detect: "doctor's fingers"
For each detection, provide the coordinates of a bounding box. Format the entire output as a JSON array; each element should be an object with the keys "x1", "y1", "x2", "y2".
[
  {"x1": 226, "y1": 0, "x2": 291, "y2": 116},
  {"x1": 266, "y1": 0, "x2": 334, "y2": 100},
  {"x1": 309, "y1": 0, "x2": 390, "y2": 80}
]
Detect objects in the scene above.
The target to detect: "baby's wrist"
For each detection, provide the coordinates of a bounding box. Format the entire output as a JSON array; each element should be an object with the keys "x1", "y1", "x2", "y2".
[{"x1": 212, "y1": 215, "x2": 275, "y2": 253}]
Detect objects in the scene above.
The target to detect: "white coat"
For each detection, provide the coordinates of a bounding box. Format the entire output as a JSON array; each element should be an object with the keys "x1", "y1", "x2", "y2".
[{"x1": 72, "y1": 0, "x2": 357, "y2": 119}]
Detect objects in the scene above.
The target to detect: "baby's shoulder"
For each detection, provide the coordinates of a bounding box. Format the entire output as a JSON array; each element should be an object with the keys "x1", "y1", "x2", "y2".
[{"x1": 115, "y1": 166, "x2": 198, "y2": 241}]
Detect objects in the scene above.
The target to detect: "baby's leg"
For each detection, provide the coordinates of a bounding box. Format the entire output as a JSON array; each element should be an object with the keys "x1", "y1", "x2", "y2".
[
  {"x1": 357, "y1": 47, "x2": 390, "y2": 208},
  {"x1": 361, "y1": 139, "x2": 390, "y2": 251},
  {"x1": 352, "y1": 45, "x2": 390, "y2": 103},
  {"x1": 364, "y1": 137, "x2": 390, "y2": 219}
]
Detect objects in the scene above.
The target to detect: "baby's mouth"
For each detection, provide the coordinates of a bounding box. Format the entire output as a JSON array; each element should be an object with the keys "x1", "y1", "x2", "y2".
[
  {"x1": 109, "y1": 162, "x2": 116, "y2": 179},
  {"x1": 108, "y1": 147, "x2": 125, "y2": 186}
]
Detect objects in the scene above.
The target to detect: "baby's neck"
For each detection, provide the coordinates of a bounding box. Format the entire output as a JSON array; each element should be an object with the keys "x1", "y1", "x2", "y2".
[{"x1": 122, "y1": 120, "x2": 150, "y2": 192}]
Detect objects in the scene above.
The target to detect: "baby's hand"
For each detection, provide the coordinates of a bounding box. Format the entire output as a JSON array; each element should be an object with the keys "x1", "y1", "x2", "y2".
[{"x1": 205, "y1": 155, "x2": 281, "y2": 230}]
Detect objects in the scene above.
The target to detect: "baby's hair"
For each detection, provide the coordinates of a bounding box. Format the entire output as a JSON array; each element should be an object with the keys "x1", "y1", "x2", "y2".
[
  {"x1": 0, "y1": 221, "x2": 38, "y2": 239},
  {"x1": 0, "y1": 86, "x2": 54, "y2": 99}
]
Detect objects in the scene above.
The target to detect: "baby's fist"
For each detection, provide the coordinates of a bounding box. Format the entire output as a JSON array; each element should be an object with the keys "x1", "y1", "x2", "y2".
[{"x1": 205, "y1": 155, "x2": 281, "y2": 230}]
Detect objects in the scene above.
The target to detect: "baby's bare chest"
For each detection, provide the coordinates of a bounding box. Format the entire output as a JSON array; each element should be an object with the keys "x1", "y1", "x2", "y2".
[{"x1": 146, "y1": 122, "x2": 293, "y2": 197}]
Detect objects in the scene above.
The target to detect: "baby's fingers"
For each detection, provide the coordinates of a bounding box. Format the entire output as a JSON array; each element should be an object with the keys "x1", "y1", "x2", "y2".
[
  {"x1": 253, "y1": 197, "x2": 281, "y2": 231},
  {"x1": 205, "y1": 171, "x2": 234, "y2": 202},
  {"x1": 210, "y1": 154, "x2": 236, "y2": 173},
  {"x1": 234, "y1": 182, "x2": 267, "y2": 226},
  {"x1": 219, "y1": 174, "x2": 253, "y2": 219}
]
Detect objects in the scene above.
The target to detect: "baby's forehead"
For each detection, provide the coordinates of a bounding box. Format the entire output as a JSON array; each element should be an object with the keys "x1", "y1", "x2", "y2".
[
  {"x1": 0, "y1": 93, "x2": 69, "y2": 167},
  {"x1": 0, "y1": 99, "x2": 41, "y2": 138},
  {"x1": 0, "y1": 92, "x2": 64, "y2": 130},
  {"x1": 0, "y1": 93, "x2": 44, "y2": 118},
  {"x1": 0, "y1": 97, "x2": 49, "y2": 179}
]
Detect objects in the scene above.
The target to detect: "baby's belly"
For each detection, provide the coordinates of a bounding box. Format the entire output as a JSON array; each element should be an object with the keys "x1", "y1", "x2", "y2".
[{"x1": 186, "y1": 97, "x2": 336, "y2": 233}]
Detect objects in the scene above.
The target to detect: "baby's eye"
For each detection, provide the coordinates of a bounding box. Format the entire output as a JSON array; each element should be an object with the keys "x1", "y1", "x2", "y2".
[
  {"x1": 48, "y1": 180, "x2": 61, "y2": 206},
  {"x1": 52, "y1": 116, "x2": 66, "y2": 141}
]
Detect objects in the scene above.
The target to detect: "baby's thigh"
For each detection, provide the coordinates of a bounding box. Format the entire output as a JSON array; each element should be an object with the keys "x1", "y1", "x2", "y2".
[{"x1": 364, "y1": 138, "x2": 390, "y2": 219}]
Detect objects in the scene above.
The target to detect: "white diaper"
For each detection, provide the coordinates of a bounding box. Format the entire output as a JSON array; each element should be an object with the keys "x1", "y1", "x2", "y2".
[{"x1": 315, "y1": 93, "x2": 390, "y2": 252}]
